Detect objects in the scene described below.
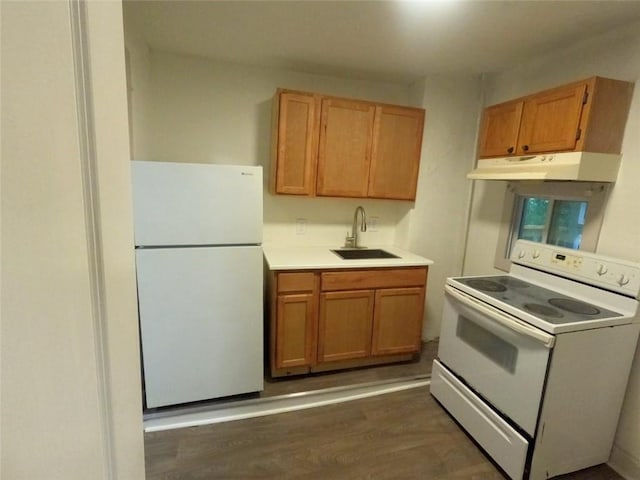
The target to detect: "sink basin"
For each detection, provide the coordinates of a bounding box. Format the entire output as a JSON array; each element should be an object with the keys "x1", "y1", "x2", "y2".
[{"x1": 331, "y1": 248, "x2": 400, "y2": 260}]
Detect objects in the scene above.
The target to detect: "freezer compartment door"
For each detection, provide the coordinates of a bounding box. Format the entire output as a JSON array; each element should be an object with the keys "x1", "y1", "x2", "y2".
[
  {"x1": 132, "y1": 161, "x2": 262, "y2": 246},
  {"x1": 431, "y1": 360, "x2": 529, "y2": 480},
  {"x1": 136, "y1": 246, "x2": 263, "y2": 408}
]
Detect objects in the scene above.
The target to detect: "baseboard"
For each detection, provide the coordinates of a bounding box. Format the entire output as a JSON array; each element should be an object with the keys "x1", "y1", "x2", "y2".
[
  {"x1": 143, "y1": 377, "x2": 430, "y2": 433},
  {"x1": 609, "y1": 444, "x2": 640, "y2": 480}
]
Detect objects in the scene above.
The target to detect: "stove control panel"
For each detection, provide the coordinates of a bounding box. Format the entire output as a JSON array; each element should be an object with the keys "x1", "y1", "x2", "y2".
[
  {"x1": 550, "y1": 252, "x2": 583, "y2": 269},
  {"x1": 511, "y1": 240, "x2": 640, "y2": 297}
]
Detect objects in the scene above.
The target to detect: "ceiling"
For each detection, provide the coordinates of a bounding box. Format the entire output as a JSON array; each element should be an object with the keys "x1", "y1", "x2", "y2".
[{"x1": 123, "y1": 0, "x2": 640, "y2": 84}]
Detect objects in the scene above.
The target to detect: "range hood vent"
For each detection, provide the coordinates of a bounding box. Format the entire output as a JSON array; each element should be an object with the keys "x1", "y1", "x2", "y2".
[{"x1": 467, "y1": 152, "x2": 621, "y2": 182}]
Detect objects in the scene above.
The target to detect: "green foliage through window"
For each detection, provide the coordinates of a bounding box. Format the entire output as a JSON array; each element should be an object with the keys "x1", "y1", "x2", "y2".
[
  {"x1": 518, "y1": 197, "x2": 550, "y2": 243},
  {"x1": 516, "y1": 197, "x2": 587, "y2": 250}
]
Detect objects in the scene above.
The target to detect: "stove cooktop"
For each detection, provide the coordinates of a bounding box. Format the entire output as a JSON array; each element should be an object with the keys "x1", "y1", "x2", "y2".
[{"x1": 451, "y1": 275, "x2": 623, "y2": 325}]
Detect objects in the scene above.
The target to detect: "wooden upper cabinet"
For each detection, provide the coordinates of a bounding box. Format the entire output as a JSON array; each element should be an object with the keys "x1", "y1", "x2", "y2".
[
  {"x1": 270, "y1": 88, "x2": 425, "y2": 200},
  {"x1": 271, "y1": 91, "x2": 320, "y2": 195},
  {"x1": 368, "y1": 105, "x2": 425, "y2": 200},
  {"x1": 477, "y1": 77, "x2": 634, "y2": 159},
  {"x1": 316, "y1": 98, "x2": 375, "y2": 197},
  {"x1": 517, "y1": 83, "x2": 587, "y2": 155},
  {"x1": 477, "y1": 100, "x2": 523, "y2": 158}
]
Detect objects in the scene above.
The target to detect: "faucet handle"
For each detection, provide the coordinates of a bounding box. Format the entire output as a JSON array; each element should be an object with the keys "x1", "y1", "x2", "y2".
[{"x1": 344, "y1": 232, "x2": 355, "y2": 248}]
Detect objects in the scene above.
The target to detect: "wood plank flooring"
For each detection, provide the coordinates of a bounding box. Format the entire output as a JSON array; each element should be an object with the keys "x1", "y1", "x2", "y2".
[
  {"x1": 145, "y1": 387, "x2": 501, "y2": 479},
  {"x1": 145, "y1": 341, "x2": 622, "y2": 479},
  {"x1": 144, "y1": 386, "x2": 623, "y2": 480}
]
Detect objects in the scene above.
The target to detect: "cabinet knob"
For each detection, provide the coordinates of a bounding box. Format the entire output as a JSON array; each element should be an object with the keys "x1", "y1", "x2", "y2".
[
  {"x1": 522, "y1": 145, "x2": 529, "y2": 152},
  {"x1": 507, "y1": 147, "x2": 514, "y2": 154}
]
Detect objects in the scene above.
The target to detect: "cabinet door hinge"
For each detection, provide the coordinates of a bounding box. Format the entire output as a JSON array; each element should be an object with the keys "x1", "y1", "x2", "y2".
[
  {"x1": 583, "y1": 91, "x2": 589, "y2": 105},
  {"x1": 576, "y1": 128, "x2": 582, "y2": 141}
]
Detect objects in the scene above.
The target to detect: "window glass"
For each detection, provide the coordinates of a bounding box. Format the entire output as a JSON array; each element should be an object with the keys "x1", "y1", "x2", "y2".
[
  {"x1": 518, "y1": 197, "x2": 550, "y2": 243},
  {"x1": 494, "y1": 182, "x2": 608, "y2": 272},
  {"x1": 547, "y1": 200, "x2": 587, "y2": 249},
  {"x1": 514, "y1": 197, "x2": 588, "y2": 251},
  {"x1": 457, "y1": 316, "x2": 517, "y2": 373}
]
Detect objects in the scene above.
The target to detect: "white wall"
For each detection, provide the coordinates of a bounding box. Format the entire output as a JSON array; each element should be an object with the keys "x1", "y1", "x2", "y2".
[
  {"x1": 144, "y1": 53, "x2": 412, "y2": 163},
  {"x1": 464, "y1": 20, "x2": 640, "y2": 479},
  {"x1": 124, "y1": 48, "x2": 480, "y2": 339},
  {"x1": 1, "y1": 1, "x2": 145, "y2": 478},
  {"x1": 137, "y1": 51, "x2": 415, "y2": 248},
  {"x1": 403, "y1": 75, "x2": 482, "y2": 338},
  {"x1": 124, "y1": 13, "x2": 154, "y2": 160},
  {"x1": 86, "y1": 3, "x2": 147, "y2": 477}
]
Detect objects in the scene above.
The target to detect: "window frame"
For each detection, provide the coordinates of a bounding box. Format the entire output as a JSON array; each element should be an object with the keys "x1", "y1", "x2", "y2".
[{"x1": 494, "y1": 181, "x2": 610, "y2": 272}]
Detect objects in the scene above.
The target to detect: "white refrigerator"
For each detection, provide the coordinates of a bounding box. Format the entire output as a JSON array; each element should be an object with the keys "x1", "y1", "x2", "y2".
[{"x1": 131, "y1": 160, "x2": 264, "y2": 409}]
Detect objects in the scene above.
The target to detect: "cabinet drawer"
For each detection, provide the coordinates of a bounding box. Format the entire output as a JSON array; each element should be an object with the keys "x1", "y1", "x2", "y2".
[
  {"x1": 321, "y1": 267, "x2": 427, "y2": 291},
  {"x1": 277, "y1": 272, "x2": 317, "y2": 293},
  {"x1": 430, "y1": 360, "x2": 528, "y2": 480}
]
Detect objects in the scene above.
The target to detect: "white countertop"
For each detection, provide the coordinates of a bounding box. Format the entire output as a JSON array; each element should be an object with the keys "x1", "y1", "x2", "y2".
[{"x1": 263, "y1": 245, "x2": 434, "y2": 270}]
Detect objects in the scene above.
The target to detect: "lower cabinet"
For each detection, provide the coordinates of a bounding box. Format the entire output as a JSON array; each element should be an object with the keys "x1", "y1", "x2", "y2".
[
  {"x1": 269, "y1": 266, "x2": 428, "y2": 377},
  {"x1": 272, "y1": 272, "x2": 318, "y2": 372},
  {"x1": 276, "y1": 292, "x2": 316, "y2": 368},
  {"x1": 318, "y1": 290, "x2": 375, "y2": 363},
  {"x1": 372, "y1": 287, "x2": 425, "y2": 355}
]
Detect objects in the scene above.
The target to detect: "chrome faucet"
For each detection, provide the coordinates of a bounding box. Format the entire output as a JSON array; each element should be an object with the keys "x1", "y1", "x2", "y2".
[{"x1": 344, "y1": 206, "x2": 367, "y2": 248}]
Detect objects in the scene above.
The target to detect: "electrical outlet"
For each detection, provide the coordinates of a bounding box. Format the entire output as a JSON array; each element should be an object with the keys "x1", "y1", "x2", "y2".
[
  {"x1": 295, "y1": 218, "x2": 307, "y2": 235},
  {"x1": 368, "y1": 216, "x2": 379, "y2": 232}
]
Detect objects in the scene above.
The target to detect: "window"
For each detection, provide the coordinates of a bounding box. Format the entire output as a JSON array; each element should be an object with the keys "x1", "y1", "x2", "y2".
[
  {"x1": 515, "y1": 197, "x2": 588, "y2": 249},
  {"x1": 494, "y1": 182, "x2": 609, "y2": 271}
]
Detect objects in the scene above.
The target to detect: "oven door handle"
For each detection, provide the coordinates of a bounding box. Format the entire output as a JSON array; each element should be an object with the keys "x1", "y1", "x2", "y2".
[{"x1": 445, "y1": 285, "x2": 555, "y2": 348}]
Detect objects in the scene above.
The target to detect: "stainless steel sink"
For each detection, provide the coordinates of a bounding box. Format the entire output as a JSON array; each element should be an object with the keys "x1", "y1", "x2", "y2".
[{"x1": 331, "y1": 248, "x2": 399, "y2": 260}]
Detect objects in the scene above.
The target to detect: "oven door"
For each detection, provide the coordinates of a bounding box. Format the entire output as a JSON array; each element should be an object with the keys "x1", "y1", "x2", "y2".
[{"x1": 438, "y1": 284, "x2": 554, "y2": 436}]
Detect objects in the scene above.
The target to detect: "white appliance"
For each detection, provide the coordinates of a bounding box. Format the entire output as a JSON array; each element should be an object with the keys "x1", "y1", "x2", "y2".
[
  {"x1": 431, "y1": 240, "x2": 640, "y2": 480},
  {"x1": 466, "y1": 151, "x2": 621, "y2": 181},
  {"x1": 132, "y1": 160, "x2": 264, "y2": 409}
]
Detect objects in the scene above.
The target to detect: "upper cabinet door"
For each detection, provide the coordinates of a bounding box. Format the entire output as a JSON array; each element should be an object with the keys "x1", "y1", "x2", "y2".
[
  {"x1": 316, "y1": 98, "x2": 375, "y2": 197},
  {"x1": 368, "y1": 105, "x2": 425, "y2": 200},
  {"x1": 475, "y1": 77, "x2": 633, "y2": 163},
  {"x1": 516, "y1": 83, "x2": 587, "y2": 155},
  {"x1": 478, "y1": 100, "x2": 524, "y2": 158},
  {"x1": 270, "y1": 88, "x2": 427, "y2": 200},
  {"x1": 272, "y1": 91, "x2": 319, "y2": 195}
]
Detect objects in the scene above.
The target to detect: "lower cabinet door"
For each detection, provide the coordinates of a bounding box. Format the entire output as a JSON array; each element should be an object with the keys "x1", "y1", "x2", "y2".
[
  {"x1": 317, "y1": 290, "x2": 374, "y2": 363},
  {"x1": 276, "y1": 293, "x2": 316, "y2": 368},
  {"x1": 371, "y1": 287, "x2": 424, "y2": 355}
]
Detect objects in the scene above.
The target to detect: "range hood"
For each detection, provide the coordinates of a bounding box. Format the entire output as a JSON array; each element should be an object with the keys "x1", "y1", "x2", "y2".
[{"x1": 467, "y1": 152, "x2": 622, "y2": 182}]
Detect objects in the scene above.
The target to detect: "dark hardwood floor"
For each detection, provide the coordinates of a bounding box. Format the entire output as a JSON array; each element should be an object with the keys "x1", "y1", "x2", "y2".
[
  {"x1": 144, "y1": 385, "x2": 623, "y2": 480},
  {"x1": 145, "y1": 341, "x2": 623, "y2": 479},
  {"x1": 146, "y1": 386, "x2": 503, "y2": 479}
]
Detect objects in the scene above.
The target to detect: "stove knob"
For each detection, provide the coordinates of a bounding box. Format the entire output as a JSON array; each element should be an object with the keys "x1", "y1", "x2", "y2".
[
  {"x1": 532, "y1": 250, "x2": 541, "y2": 259},
  {"x1": 518, "y1": 250, "x2": 526, "y2": 259},
  {"x1": 596, "y1": 264, "x2": 608, "y2": 276},
  {"x1": 618, "y1": 274, "x2": 630, "y2": 286}
]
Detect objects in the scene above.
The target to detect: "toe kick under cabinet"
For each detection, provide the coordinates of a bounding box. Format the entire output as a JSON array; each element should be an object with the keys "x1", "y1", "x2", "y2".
[{"x1": 268, "y1": 267, "x2": 428, "y2": 377}]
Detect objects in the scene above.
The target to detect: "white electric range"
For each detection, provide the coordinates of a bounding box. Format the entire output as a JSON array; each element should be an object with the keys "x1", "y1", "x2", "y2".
[{"x1": 431, "y1": 240, "x2": 640, "y2": 480}]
